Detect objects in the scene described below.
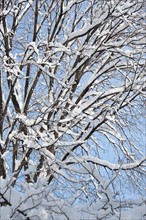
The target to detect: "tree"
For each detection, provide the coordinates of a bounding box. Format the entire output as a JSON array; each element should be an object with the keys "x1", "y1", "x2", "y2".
[{"x1": 0, "y1": 0, "x2": 146, "y2": 219}]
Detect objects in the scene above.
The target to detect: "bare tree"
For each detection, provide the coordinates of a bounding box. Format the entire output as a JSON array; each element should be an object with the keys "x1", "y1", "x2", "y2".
[{"x1": 0, "y1": 0, "x2": 146, "y2": 219}]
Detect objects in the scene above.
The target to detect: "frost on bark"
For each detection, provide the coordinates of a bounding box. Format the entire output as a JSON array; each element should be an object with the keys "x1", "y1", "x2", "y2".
[{"x1": 0, "y1": 0, "x2": 146, "y2": 219}]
